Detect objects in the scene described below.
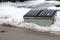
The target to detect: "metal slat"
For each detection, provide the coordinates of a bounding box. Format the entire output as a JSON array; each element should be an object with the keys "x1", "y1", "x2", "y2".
[
  {"x1": 28, "y1": 10, "x2": 36, "y2": 17},
  {"x1": 49, "y1": 10, "x2": 57, "y2": 17},
  {"x1": 38, "y1": 9, "x2": 46, "y2": 17},
  {"x1": 44, "y1": 10, "x2": 51, "y2": 17},
  {"x1": 31, "y1": 10, "x2": 39, "y2": 17},
  {"x1": 44, "y1": 10, "x2": 49, "y2": 17},
  {"x1": 24, "y1": 10, "x2": 37, "y2": 17},
  {"x1": 34, "y1": 10, "x2": 42, "y2": 16},
  {"x1": 24, "y1": 10, "x2": 33, "y2": 17},
  {"x1": 31, "y1": 10, "x2": 43, "y2": 17},
  {"x1": 24, "y1": 9, "x2": 57, "y2": 17},
  {"x1": 41, "y1": 9, "x2": 48, "y2": 17},
  {"x1": 36, "y1": 9, "x2": 43, "y2": 17},
  {"x1": 24, "y1": 9, "x2": 43, "y2": 17},
  {"x1": 47, "y1": 10, "x2": 53, "y2": 17}
]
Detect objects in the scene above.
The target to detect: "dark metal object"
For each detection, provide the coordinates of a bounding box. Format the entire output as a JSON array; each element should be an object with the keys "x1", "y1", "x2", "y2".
[
  {"x1": 55, "y1": 5, "x2": 60, "y2": 7},
  {"x1": 24, "y1": 10, "x2": 43, "y2": 17},
  {"x1": 24, "y1": 9, "x2": 57, "y2": 17},
  {"x1": 24, "y1": 9, "x2": 57, "y2": 26}
]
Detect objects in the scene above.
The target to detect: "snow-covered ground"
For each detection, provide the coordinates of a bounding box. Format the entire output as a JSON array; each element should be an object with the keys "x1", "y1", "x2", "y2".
[
  {"x1": 0, "y1": 5, "x2": 31, "y2": 25},
  {"x1": 0, "y1": 1, "x2": 60, "y2": 8},
  {"x1": 0, "y1": 2, "x2": 60, "y2": 35}
]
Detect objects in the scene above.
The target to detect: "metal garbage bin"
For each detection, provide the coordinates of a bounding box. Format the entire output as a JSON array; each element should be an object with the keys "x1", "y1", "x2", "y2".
[{"x1": 24, "y1": 9, "x2": 57, "y2": 26}]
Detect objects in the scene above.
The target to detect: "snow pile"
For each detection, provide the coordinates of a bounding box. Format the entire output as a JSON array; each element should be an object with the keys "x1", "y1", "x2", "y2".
[
  {"x1": 15, "y1": 0, "x2": 45, "y2": 7},
  {"x1": 0, "y1": 2, "x2": 60, "y2": 35},
  {"x1": 45, "y1": 1, "x2": 60, "y2": 5},
  {"x1": 47, "y1": 7, "x2": 60, "y2": 35},
  {"x1": 17, "y1": 22, "x2": 50, "y2": 32},
  {"x1": 0, "y1": 5, "x2": 31, "y2": 25},
  {"x1": 0, "y1": 0, "x2": 46, "y2": 7},
  {"x1": 0, "y1": 2, "x2": 16, "y2": 7},
  {"x1": 48, "y1": 6, "x2": 60, "y2": 10},
  {"x1": 0, "y1": 3, "x2": 50, "y2": 32}
]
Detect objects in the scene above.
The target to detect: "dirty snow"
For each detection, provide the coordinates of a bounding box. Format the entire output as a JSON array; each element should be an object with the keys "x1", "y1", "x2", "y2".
[
  {"x1": 0, "y1": 1, "x2": 59, "y2": 7},
  {"x1": 0, "y1": 0, "x2": 45, "y2": 7},
  {"x1": 48, "y1": 6, "x2": 60, "y2": 34},
  {"x1": 0, "y1": 4, "x2": 31, "y2": 25},
  {"x1": 48, "y1": 6, "x2": 60, "y2": 10},
  {"x1": 0, "y1": 2, "x2": 60, "y2": 35}
]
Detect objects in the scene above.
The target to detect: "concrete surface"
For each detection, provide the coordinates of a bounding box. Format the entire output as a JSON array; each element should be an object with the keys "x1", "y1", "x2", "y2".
[{"x1": 0, "y1": 25, "x2": 60, "y2": 40}]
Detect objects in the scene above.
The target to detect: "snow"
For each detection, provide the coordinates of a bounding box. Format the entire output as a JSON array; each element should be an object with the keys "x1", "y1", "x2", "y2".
[
  {"x1": 48, "y1": 6, "x2": 60, "y2": 10},
  {"x1": 14, "y1": 0, "x2": 60, "y2": 7},
  {"x1": 45, "y1": 1, "x2": 60, "y2": 5},
  {"x1": 0, "y1": 2, "x2": 60, "y2": 35},
  {"x1": 0, "y1": 5, "x2": 50, "y2": 32},
  {"x1": 0, "y1": 4, "x2": 31, "y2": 25},
  {"x1": 0, "y1": 0, "x2": 46, "y2": 7},
  {"x1": 48, "y1": 7, "x2": 60, "y2": 34}
]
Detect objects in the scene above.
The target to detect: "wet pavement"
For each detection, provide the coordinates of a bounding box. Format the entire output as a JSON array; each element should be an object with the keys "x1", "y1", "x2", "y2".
[{"x1": 0, "y1": 25, "x2": 60, "y2": 40}]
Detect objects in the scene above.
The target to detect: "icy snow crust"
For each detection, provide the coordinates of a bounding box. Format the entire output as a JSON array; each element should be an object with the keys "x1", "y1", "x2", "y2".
[{"x1": 0, "y1": 2, "x2": 60, "y2": 35}]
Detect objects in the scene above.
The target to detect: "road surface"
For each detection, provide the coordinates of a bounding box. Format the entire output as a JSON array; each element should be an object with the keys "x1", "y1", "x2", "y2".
[{"x1": 0, "y1": 25, "x2": 60, "y2": 40}]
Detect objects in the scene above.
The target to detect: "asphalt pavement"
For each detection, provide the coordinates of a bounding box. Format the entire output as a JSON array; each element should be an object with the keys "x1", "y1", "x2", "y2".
[{"x1": 0, "y1": 25, "x2": 60, "y2": 40}]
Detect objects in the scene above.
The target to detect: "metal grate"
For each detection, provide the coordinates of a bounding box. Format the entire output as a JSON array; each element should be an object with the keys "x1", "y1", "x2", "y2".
[
  {"x1": 24, "y1": 9, "x2": 57, "y2": 17},
  {"x1": 24, "y1": 9, "x2": 43, "y2": 17}
]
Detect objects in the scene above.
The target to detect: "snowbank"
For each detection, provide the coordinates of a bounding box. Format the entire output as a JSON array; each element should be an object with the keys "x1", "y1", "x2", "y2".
[
  {"x1": 48, "y1": 7, "x2": 60, "y2": 35},
  {"x1": 48, "y1": 6, "x2": 60, "y2": 10},
  {"x1": 0, "y1": 2, "x2": 60, "y2": 35},
  {"x1": 0, "y1": 2, "x2": 50, "y2": 32},
  {"x1": 0, "y1": 5, "x2": 31, "y2": 25},
  {"x1": 0, "y1": 0, "x2": 46, "y2": 7}
]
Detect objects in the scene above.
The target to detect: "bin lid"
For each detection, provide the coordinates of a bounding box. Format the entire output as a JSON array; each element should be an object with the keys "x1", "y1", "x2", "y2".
[{"x1": 24, "y1": 9, "x2": 57, "y2": 17}]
